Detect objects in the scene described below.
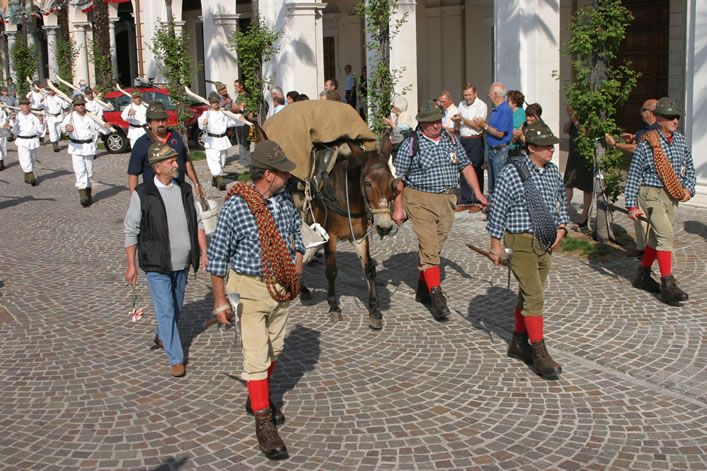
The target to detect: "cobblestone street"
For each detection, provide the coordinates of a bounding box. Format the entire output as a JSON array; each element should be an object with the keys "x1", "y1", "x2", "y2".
[{"x1": 0, "y1": 142, "x2": 705, "y2": 470}]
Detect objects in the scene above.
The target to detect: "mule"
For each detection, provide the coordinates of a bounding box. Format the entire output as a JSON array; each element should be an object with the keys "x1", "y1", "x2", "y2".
[{"x1": 306, "y1": 139, "x2": 396, "y2": 330}]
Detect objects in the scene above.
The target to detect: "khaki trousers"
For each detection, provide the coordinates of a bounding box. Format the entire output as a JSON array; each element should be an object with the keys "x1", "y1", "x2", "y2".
[
  {"x1": 403, "y1": 187, "x2": 456, "y2": 271},
  {"x1": 504, "y1": 232, "x2": 552, "y2": 317},
  {"x1": 226, "y1": 271, "x2": 290, "y2": 381},
  {"x1": 638, "y1": 186, "x2": 678, "y2": 252}
]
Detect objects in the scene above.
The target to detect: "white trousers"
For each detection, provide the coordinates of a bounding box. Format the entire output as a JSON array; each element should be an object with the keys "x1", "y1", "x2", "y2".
[
  {"x1": 72, "y1": 154, "x2": 95, "y2": 189},
  {"x1": 205, "y1": 148, "x2": 227, "y2": 176},
  {"x1": 47, "y1": 118, "x2": 62, "y2": 143},
  {"x1": 0, "y1": 137, "x2": 6, "y2": 160},
  {"x1": 128, "y1": 128, "x2": 146, "y2": 150},
  {"x1": 18, "y1": 146, "x2": 36, "y2": 172}
]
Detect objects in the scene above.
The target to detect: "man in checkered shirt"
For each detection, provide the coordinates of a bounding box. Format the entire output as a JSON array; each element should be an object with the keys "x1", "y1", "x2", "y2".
[
  {"x1": 392, "y1": 100, "x2": 488, "y2": 322},
  {"x1": 207, "y1": 140, "x2": 304, "y2": 461},
  {"x1": 486, "y1": 120, "x2": 568, "y2": 380},
  {"x1": 625, "y1": 97, "x2": 695, "y2": 306}
]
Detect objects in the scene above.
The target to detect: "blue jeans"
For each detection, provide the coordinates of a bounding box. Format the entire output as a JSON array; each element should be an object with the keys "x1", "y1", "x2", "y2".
[
  {"x1": 487, "y1": 145, "x2": 509, "y2": 197},
  {"x1": 145, "y1": 268, "x2": 189, "y2": 366}
]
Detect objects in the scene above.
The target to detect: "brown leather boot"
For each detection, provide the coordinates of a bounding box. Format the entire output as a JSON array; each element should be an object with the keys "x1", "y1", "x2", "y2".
[
  {"x1": 633, "y1": 266, "x2": 661, "y2": 294},
  {"x1": 507, "y1": 332, "x2": 533, "y2": 364},
  {"x1": 429, "y1": 286, "x2": 450, "y2": 321},
  {"x1": 254, "y1": 408, "x2": 289, "y2": 460},
  {"x1": 415, "y1": 279, "x2": 431, "y2": 305},
  {"x1": 660, "y1": 275, "x2": 688, "y2": 305},
  {"x1": 530, "y1": 339, "x2": 562, "y2": 379},
  {"x1": 246, "y1": 397, "x2": 285, "y2": 425}
]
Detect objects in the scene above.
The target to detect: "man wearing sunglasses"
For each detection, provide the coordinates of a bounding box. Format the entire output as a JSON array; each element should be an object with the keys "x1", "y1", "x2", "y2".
[{"x1": 624, "y1": 97, "x2": 695, "y2": 305}]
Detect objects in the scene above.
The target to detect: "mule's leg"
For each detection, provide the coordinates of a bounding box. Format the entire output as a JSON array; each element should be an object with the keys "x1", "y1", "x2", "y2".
[
  {"x1": 353, "y1": 237, "x2": 382, "y2": 330},
  {"x1": 325, "y1": 236, "x2": 342, "y2": 320},
  {"x1": 299, "y1": 281, "x2": 311, "y2": 301}
]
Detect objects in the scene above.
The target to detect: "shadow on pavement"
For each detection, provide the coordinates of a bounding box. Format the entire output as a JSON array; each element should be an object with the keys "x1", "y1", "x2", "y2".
[
  {"x1": 149, "y1": 456, "x2": 189, "y2": 471},
  {"x1": 463, "y1": 285, "x2": 516, "y2": 341},
  {"x1": 684, "y1": 219, "x2": 706, "y2": 240},
  {"x1": 92, "y1": 182, "x2": 128, "y2": 203},
  {"x1": 37, "y1": 168, "x2": 72, "y2": 184},
  {"x1": 0, "y1": 195, "x2": 56, "y2": 210}
]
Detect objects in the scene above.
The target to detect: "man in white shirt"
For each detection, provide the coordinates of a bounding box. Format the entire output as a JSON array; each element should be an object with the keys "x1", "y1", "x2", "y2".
[
  {"x1": 12, "y1": 97, "x2": 46, "y2": 185},
  {"x1": 198, "y1": 91, "x2": 241, "y2": 190},
  {"x1": 44, "y1": 85, "x2": 70, "y2": 152},
  {"x1": 60, "y1": 94, "x2": 113, "y2": 207},
  {"x1": 26, "y1": 81, "x2": 45, "y2": 112},
  {"x1": 84, "y1": 87, "x2": 113, "y2": 120},
  {"x1": 121, "y1": 90, "x2": 147, "y2": 149},
  {"x1": 452, "y1": 82, "x2": 488, "y2": 209},
  {"x1": 438, "y1": 90, "x2": 458, "y2": 135}
]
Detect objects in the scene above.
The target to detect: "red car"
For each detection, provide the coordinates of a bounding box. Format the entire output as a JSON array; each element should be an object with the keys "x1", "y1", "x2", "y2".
[{"x1": 102, "y1": 87, "x2": 208, "y2": 153}]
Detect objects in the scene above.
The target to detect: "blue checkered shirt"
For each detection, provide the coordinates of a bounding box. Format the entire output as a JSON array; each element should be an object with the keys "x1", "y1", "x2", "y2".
[
  {"x1": 206, "y1": 185, "x2": 305, "y2": 277},
  {"x1": 394, "y1": 130, "x2": 471, "y2": 193},
  {"x1": 624, "y1": 131, "x2": 696, "y2": 208},
  {"x1": 486, "y1": 155, "x2": 569, "y2": 240}
]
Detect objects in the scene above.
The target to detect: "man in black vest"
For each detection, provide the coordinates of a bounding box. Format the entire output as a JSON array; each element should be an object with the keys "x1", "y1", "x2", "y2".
[{"x1": 124, "y1": 143, "x2": 208, "y2": 377}]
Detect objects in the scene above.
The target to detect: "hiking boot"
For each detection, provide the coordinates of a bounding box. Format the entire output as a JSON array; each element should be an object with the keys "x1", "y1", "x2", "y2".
[
  {"x1": 245, "y1": 397, "x2": 285, "y2": 426},
  {"x1": 507, "y1": 332, "x2": 533, "y2": 365},
  {"x1": 79, "y1": 189, "x2": 90, "y2": 207},
  {"x1": 27, "y1": 172, "x2": 37, "y2": 186},
  {"x1": 530, "y1": 339, "x2": 562, "y2": 379},
  {"x1": 214, "y1": 176, "x2": 226, "y2": 191},
  {"x1": 0, "y1": 160, "x2": 4, "y2": 171},
  {"x1": 429, "y1": 286, "x2": 450, "y2": 321},
  {"x1": 415, "y1": 279, "x2": 431, "y2": 305},
  {"x1": 52, "y1": 141, "x2": 59, "y2": 152},
  {"x1": 633, "y1": 266, "x2": 661, "y2": 294},
  {"x1": 86, "y1": 187, "x2": 93, "y2": 205},
  {"x1": 24, "y1": 172, "x2": 32, "y2": 184},
  {"x1": 254, "y1": 408, "x2": 289, "y2": 460},
  {"x1": 211, "y1": 176, "x2": 219, "y2": 188},
  {"x1": 660, "y1": 275, "x2": 688, "y2": 305}
]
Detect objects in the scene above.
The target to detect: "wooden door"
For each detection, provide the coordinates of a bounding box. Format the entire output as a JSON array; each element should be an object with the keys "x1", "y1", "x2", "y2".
[{"x1": 615, "y1": 0, "x2": 669, "y2": 133}]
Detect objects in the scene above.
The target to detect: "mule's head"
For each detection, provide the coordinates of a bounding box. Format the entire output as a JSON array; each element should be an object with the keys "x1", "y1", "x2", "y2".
[{"x1": 348, "y1": 135, "x2": 395, "y2": 238}]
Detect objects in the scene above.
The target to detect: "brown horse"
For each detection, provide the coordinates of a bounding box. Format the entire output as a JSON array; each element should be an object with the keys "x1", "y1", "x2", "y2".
[
  {"x1": 306, "y1": 139, "x2": 396, "y2": 330},
  {"x1": 250, "y1": 123, "x2": 396, "y2": 330}
]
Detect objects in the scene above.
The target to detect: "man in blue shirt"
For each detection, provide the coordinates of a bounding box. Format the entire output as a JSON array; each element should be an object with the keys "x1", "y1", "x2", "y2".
[
  {"x1": 473, "y1": 83, "x2": 513, "y2": 197},
  {"x1": 392, "y1": 100, "x2": 488, "y2": 322},
  {"x1": 208, "y1": 140, "x2": 304, "y2": 461}
]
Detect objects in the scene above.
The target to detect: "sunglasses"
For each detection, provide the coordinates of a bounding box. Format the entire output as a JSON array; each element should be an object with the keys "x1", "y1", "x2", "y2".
[{"x1": 662, "y1": 115, "x2": 680, "y2": 121}]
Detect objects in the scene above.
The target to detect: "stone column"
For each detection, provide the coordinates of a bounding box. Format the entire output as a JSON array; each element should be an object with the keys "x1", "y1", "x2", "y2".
[
  {"x1": 5, "y1": 30, "x2": 17, "y2": 80},
  {"x1": 44, "y1": 26, "x2": 59, "y2": 81},
  {"x1": 685, "y1": 0, "x2": 707, "y2": 191},
  {"x1": 73, "y1": 22, "x2": 91, "y2": 84},
  {"x1": 390, "y1": 0, "x2": 418, "y2": 119},
  {"x1": 109, "y1": 17, "x2": 119, "y2": 80}
]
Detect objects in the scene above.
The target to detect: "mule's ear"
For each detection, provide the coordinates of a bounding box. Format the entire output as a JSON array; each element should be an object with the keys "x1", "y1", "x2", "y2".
[
  {"x1": 380, "y1": 129, "x2": 393, "y2": 159},
  {"x1": 251, "y1": 123, "x2": 268, "y2": 143},
  {"x1": 346, "y1": 139, "x2": 367, "y2": 166}
]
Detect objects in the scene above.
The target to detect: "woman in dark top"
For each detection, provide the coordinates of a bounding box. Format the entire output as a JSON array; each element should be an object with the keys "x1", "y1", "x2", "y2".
[{"x1": 562, "y1": 106, "x2": 593, "y2": 228}]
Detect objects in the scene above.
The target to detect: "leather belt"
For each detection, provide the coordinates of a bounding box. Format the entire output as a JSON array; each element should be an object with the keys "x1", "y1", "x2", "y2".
[
  {"x1": 208, "y1": 132, "x2": 227, "y2": 138},
  {"x1": 47, "y1": 112, "x2": 60, "y2": 116},
  {"x1": 488, "y1": 142, "x2": 509, "y2": 150},
  {"x1": 462, "y1": 134, "x2": 482, "y2": 140},
  {"x1": 70, "y1": 138, "x2": 93, "y2": 144},
  {"x1": 18, "y1": 135, "x2": 38, "y2": 139},
  {"x1": 129, "y1": 124, "x2": 145, "y2": 128},
  {"x1": 30, "y1": 108, "x2": 42, "y2": 111}
]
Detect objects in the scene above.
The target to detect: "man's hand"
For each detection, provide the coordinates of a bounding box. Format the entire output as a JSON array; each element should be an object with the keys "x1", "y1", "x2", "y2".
[
  {"x1": 382, "y1": 116, "x2": 394, "y2": 128},
  {"x1": 489, "y1": 238, "x2": 503, "y2": 266},
  {"x1": 128, "y1": 109, "x2": 136, "y2": 117},
  {"x1": 472, "y1": 118, "x2": 487, "y2": 129},
  {"x1": 105, "y1": 123, "x2": 113, "y2": 130},
  {"x1": 125, "y1": 265, "x2": 137, "y2": 285},
  {"x1": 65, "y1": 124, "x2": 74, "y2": 133},
  {"x1": 215, "y1": 306, "x2": 235, "y2": 325},
  {"x1": 621, "y1": 132, "x2": 635, "y2": 144},
  {"x1": 680, "y1": 188, "x2": 692, "y2": 203},
  {"x1": 202, "y1": 118, "x2": 208, "y2": 127},
  {"x1": 295, "y1": 252, "x2": 303, "y2": 276},
  {"x1": 393, "y1": 206, "x2": 406, "y2": 226},
  {"x1": 627, "y1": 208, "x2": 643, "y2": 221},
  {"x1": 550, "y1": 227, "x2": 567, "y2": 251},
  {"x1": 200, "y1": 253, "x2": 209, "y2": 273},
  {"x1": 194, "y1": 184, "x2": 206, "y2": 199},
  {"x1": 604, "y1": 134, "x2": 616, "y2": 148}
]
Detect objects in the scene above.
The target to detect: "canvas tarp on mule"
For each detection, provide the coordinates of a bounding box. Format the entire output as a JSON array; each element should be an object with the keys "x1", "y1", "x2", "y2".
[{"x1": 261, "y1": 100, "x2": 377, "y2": 181}]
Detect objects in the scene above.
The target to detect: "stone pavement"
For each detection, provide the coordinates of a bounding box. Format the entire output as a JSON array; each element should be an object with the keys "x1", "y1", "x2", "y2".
[{"x1": 0, "y1": 142, "x2": 705, "y2": 471}]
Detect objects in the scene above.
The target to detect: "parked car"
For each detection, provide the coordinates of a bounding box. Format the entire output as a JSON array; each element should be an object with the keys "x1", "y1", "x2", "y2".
[{"x1": 102, "y1": 87, "x2": 208, "y2": 153}]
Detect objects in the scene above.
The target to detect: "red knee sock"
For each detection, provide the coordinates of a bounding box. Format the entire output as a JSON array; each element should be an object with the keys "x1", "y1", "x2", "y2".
[
  {"x1": 247, "y1": 379, "x2": 270, "y2": 412},
  {"x1": 656, "y1": 251, "x2": 672, "y2": 277},
  {"x1": 267, "y1": 361, "x2": 276, "y2": 382},
  {"x1": 514, "y1": 307, "x2": 526, "y2": 333},
  {"x1": 641, "y1": 245, "x2": 657, "y2": 268},
  {"x1": 418, "y1": 270, "x2": 425, "y2": 282},
  {"x1": 423, "y1": 266, "x2": 441, "y2": 292},
  {"x1": 524, "y1": 316, "x2": 544, "y2": 344}
]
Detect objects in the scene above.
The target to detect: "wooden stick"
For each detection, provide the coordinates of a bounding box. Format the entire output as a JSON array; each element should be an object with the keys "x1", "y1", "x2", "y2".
[
  {"x1": 26, "y1": 77, "x2": 48, "y2": 96},
  {"x1": 114, "y1": 82, "x2": 149, "y2": 109},
  {"x1": 46, "y1": 80, "x2": 108, "y2": 128},
  {"x1": 608, "y1": 203, "x2": 650, "y2": 223},
  {"x1": 55, "y1": 74, "x2": 113, "y2": 109},
  {"x1": 465, "y1": 243, "x2": 508, "y2": 266},
  {"x1": 184, "y1": 86, "x2": 252, "y2": 127}
]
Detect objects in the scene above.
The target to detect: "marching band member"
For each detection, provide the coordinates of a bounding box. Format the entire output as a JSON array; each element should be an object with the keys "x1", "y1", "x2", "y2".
[{"x1": 60, "y1": 95, "x2": 113, "y2": 207}]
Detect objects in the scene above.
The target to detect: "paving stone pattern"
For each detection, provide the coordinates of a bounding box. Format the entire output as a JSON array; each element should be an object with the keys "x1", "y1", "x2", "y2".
[{"x1": 0, "y1": 143, "x2": 705, "y2": 470}]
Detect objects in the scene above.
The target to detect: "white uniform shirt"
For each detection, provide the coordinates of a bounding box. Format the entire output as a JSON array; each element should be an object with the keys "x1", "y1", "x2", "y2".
[
  {"x1": 457, "y1": 98, "x2": 488, "y2": 137},
  {"x1": 12, "y1": 112, "x2": 46, "y2": 149},
  {"x1": 0, "y1": 109, "x2": 9, "y2": 137},
  {"x1": 59, "y1": 112, "x2": 111, "y2": 156},
  {"x1": 121, "y1": 102, "x2": 147, "y2": 140},
  {"x1": 86, "y1": 99, "x2": 110, "y2": 120},
  {"x1": 198, "y1": 109, "x2": 240, "y2": 151},
  {"x1": 44, "y1": 95, "x2": 70, "y2": 119},
  {"x1": 27, "y1": 90, "x2": 45, "y2": 110}
]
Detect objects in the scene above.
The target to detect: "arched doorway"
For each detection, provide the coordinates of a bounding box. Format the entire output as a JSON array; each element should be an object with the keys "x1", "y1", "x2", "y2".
[{"x1": 115, "y1": 2, "x2": 137, "y2": 86}]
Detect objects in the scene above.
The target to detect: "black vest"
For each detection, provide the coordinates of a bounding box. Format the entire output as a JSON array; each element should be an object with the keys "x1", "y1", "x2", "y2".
[{"x1": 135, "y1": 179, "x2": 199, "y2": 274}]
